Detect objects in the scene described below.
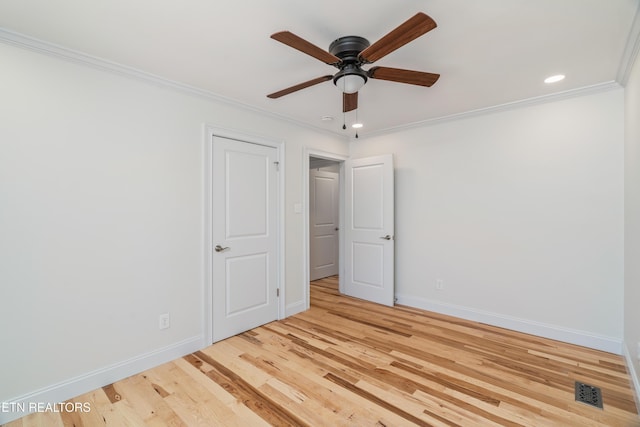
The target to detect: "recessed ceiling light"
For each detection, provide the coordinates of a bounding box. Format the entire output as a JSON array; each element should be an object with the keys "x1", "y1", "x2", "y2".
[
  {"x1": 352, "y1": 123, "x2": 363, "y2": 129},
  {"x1": 544, "y1": 74, "x2": 565, "y2": 84}
]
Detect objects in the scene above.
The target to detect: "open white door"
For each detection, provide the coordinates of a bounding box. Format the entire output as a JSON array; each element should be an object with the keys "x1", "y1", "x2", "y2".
[
  {"x1": 212, "y1": 136, "x2": 279, "y2": 342},
  {"x1": 344, "y1": 154, "x2": 394, "y2": 306}
]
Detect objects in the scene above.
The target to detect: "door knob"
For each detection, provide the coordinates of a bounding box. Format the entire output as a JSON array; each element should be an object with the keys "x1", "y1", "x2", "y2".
[
  {"x1": 215, "y1": 245, "x2": 230, "y2": 252},
  {"x1": 380, "y1": 235, "x2": 393, "y2": 240}
]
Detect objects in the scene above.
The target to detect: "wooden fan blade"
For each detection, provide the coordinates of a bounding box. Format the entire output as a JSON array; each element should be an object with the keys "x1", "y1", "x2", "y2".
[
  {"x1": 267, "y1": 75, "x2": 333, "y2": 99},
  {"x1": 368, "y1": 66, "x2": 440, "y2": 87},
  {"x1": 343, "y1": 92, "x2": 358, "y2": 112},
  {"x1": 271, "y1": 31, "x2": 341, "y2": 65},
  {"x1": 359, "y1": 12, "x2": 437, "y2": 64}
]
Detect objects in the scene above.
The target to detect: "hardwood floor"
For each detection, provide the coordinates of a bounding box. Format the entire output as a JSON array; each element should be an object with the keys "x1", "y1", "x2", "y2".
[{"x1": 5, "y1": 276, "x2": 639, "y2": 426}]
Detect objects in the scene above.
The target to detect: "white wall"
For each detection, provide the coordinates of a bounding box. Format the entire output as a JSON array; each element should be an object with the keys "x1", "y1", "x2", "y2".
[
  {"x1": 624, "y1": 41, "x2": 640, "y2": 398},
  {"x1": 0, "y1": 41, "x2": 347, "y2": 417},
  {"x1": 351, "y1": 89, "x2": 625, "y2": 352}
]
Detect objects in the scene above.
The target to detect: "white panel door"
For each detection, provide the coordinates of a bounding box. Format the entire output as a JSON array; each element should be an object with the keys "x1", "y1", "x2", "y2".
[
  {"x1": 309, "y1": 170, "x2": 339, "y2": 280},
  {"x1": 344, "y1": 154, "x2": 394, "y2": 306},
  {"x1": 212, "y1": 136, "x2": 279, "y2": 342}
]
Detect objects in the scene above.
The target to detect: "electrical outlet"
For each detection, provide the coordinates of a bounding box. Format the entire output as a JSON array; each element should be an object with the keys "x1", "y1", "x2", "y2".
[
  {"x1": 436, "y1": 279, "x2": 444, "y2": 290},
  {"x1": 159, "y1": 313, "x2": 170, "y2": 330}
]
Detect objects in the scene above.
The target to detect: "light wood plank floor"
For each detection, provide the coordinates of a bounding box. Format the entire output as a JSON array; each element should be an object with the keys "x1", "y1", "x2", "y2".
[{"x1": 5, "y1": 276, "x2": 639, "y2": 426}]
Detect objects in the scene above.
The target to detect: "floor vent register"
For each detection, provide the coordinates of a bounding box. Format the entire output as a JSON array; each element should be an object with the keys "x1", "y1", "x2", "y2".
[{"x1": 575, "y1": 381, "x2": 603, "y2": 409}]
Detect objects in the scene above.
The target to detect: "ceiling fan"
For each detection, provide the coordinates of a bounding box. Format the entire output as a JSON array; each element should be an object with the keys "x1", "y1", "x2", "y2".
[{"x1": 267, "y1": 12, "x2": 440, "y2": 114}]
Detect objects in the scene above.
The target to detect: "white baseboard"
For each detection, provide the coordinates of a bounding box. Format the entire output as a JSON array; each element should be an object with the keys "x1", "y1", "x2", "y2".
[
  {"x1": 0, "y1": 336, "x2": 203, "y2": 425},
  {"x1": 623, "y1": 343, "x2": 640, "y2": 414},
  {"x1": 395, "y1": 294, "x2": 623, "y2": 355},
  {"x1": 285, "y1": 300, "x2": 307, "y2": 318}
]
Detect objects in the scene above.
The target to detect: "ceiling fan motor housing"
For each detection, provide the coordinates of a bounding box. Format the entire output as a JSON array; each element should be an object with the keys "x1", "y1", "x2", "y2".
[
  {"x1": 329, "y1": 35, "x2": 370, "y2": 62},
  {"x1": 329, "y1": 36, "x2": 370, "y2": 91}
]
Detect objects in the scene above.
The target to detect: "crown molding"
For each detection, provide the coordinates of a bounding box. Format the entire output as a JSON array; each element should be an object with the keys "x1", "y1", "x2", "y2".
[
  {"x1": 356, "y1": 81, "x2": 622, "y2": 140},
  {"x1": 0, "y1": 27, "x2": 348, "y2": 141},
  {"x1": 0, "y1": 25, "x2": 630, "y2": 142},
  {"x1": 617, "y1": 0, "x2": 640, "y2": 86}
]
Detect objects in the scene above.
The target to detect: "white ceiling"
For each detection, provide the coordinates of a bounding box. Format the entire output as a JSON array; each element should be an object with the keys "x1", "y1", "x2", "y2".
[{"x1": 1, "y1": 0, "x2": 638, "y2": 137}]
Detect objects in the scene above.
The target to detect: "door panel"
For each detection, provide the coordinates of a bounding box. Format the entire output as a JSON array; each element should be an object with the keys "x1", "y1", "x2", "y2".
[
  {"x1": 353, "y1": 165, "x2": 384, "y2": 229},
  {"x1": 226, "y1": 253, "x2": 268, "y2": 315},
  {"x1": 309, "y1": 170, "x2": 339, "y2": 280},
  {"x1": 212, "y1": 136, "x2": 278, "y2": 342},
  {"x1": 352, "y1": 242, "x2": 384, "y2": 287},
  {"x1": 226, "y1": 150, "x2": 268, "y2": 238},
  {"x1": 345, "y1": 155, "x2": 394, "y2": 306}
]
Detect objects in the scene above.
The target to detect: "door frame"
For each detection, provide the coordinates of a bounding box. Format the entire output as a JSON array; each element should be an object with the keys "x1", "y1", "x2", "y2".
[
  {"x1": 303, "y1": 147, "x2": 348, "y2": 310},
  {"x1": 203, "y1": 125, "x2": 285, "y2": 346}
]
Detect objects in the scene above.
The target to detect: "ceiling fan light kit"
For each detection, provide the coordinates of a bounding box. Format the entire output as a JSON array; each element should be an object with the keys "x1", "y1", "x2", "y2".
[
  {"x1": 334, "y1": 67, "x2": 367, "y2": 94},
  {"x1": 268, "y1": 12, "x2": 440, "y2": 131}
]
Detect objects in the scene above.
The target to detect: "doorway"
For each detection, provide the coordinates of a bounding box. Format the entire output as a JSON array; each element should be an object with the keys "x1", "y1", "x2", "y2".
[
  {"x1": 304, "y1": 150, "x2": 347, "y2": 310},
  {"x1": 309, "y1": 157, "x2": 341, "y2": 281},
  {"x1": 303, "y1": 150, "x2": 395, "y2": 310}
]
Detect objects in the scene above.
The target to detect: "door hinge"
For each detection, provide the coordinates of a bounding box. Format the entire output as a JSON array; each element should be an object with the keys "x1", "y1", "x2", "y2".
[
  {"x1": 277, "y1": 288, "x2": 280, "y2": 297},
  {"x1": 274, "y1": 161, "x2": 280, "y2": 171}
]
